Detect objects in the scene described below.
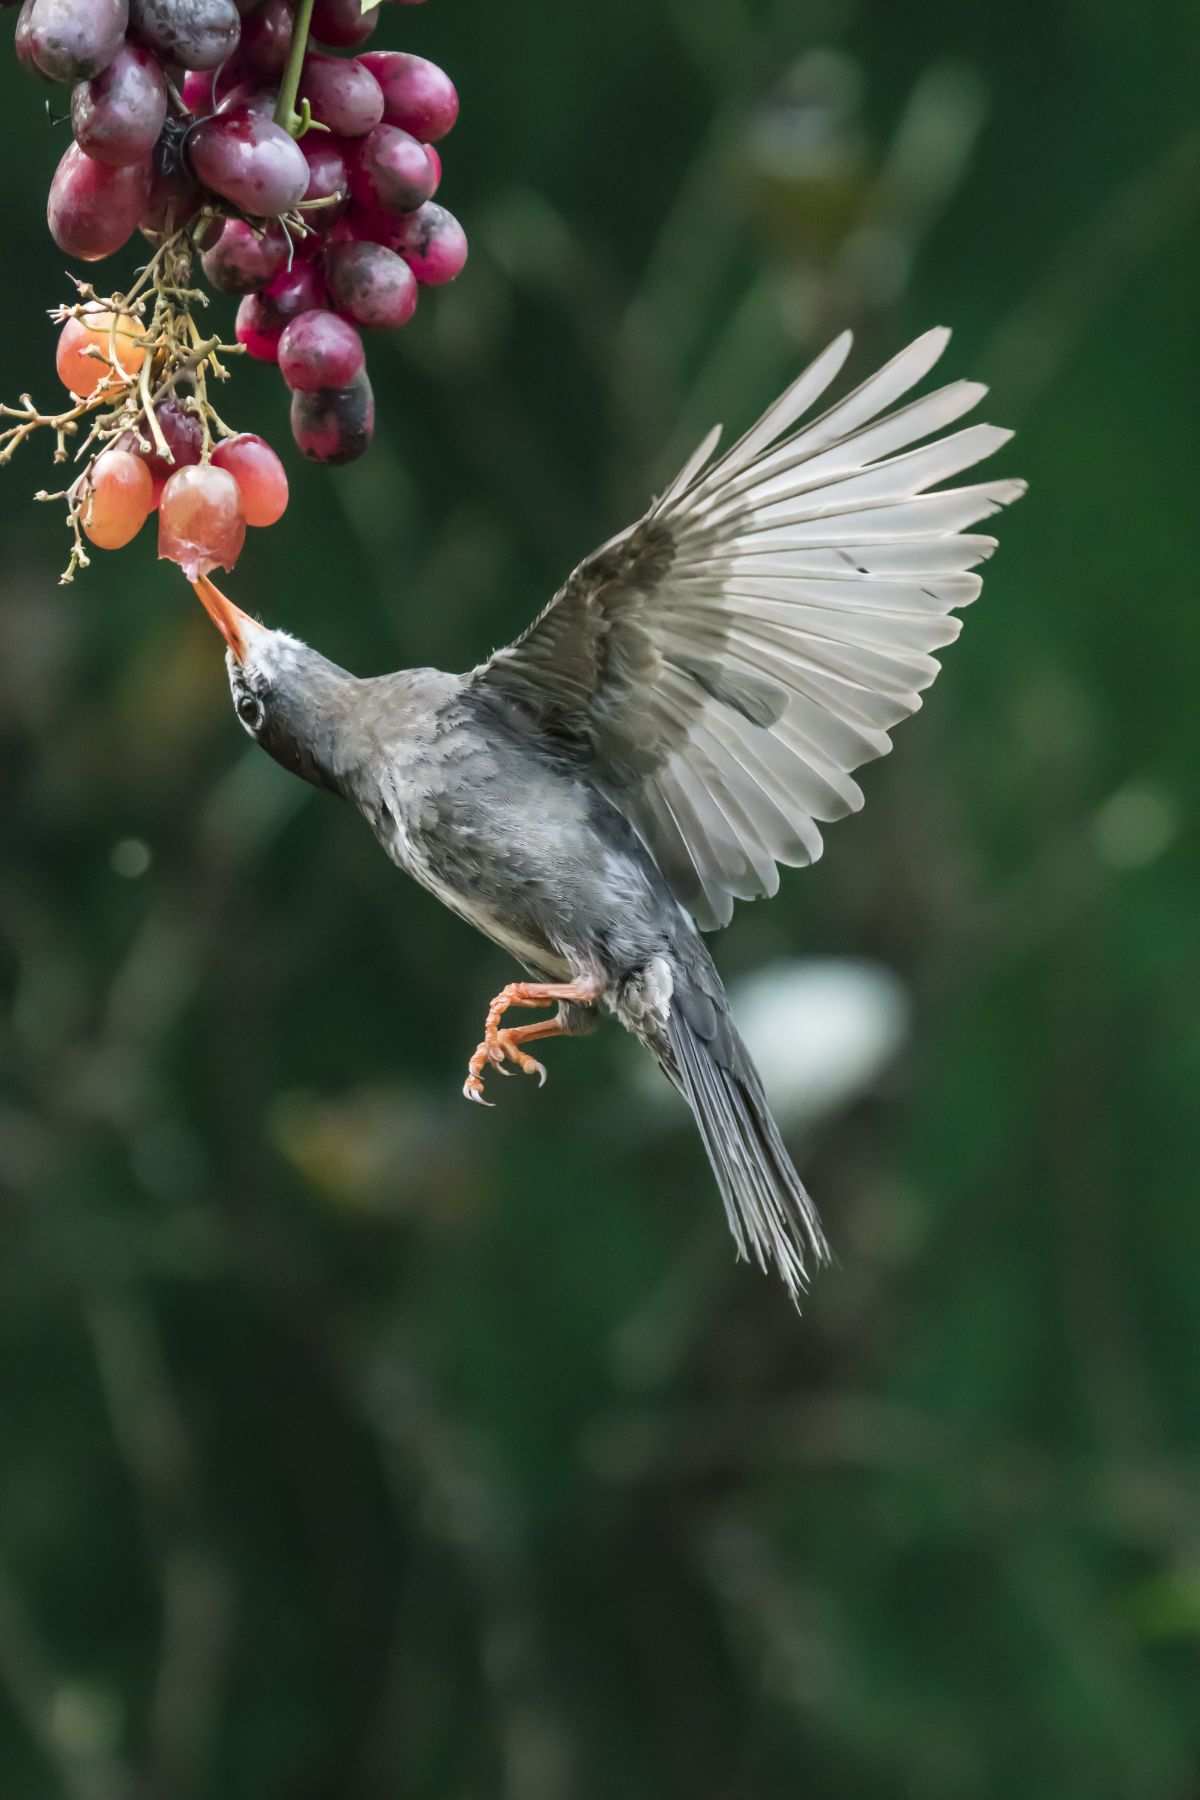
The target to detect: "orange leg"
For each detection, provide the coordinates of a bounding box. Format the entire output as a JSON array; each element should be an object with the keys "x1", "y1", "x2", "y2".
[{"x1": 463, "y1": 977, "x2": 603, "y2": 1105}]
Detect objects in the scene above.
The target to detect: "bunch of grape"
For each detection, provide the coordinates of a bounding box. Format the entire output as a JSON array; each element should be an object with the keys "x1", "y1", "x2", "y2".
[{"x1": 6, "y1": 0, "x2": 464, "y2": 580}]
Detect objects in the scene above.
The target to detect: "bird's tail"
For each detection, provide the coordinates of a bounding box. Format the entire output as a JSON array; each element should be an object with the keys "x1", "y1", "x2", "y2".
[{"x1": 664, "y1": 994, "x2": 831, "y2": 1303}]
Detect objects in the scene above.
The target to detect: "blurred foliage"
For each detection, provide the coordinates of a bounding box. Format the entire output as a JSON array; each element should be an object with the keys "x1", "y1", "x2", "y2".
[{"x1": 2, "y1": 0, "x2": 1200, "y2": 1796}]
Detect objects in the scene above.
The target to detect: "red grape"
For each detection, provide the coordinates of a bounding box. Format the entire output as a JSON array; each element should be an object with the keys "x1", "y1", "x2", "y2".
[
  {"x1": 278, "y1": 308, "x2": 363, "y2": 390},
  {"x1": 310, "y1": 0, "x2": 375, "y2": 50},
  {"x1": 239, "y1": 0, "x2": 291, "y2": 79},
  {"x1": 211, "y1": 432, "x2": 288, "y2": 525},
  {"x1": 379, "y1": 201, "x2": 466, "y2": 284},
  {"x1": 299, "y1": 134, "x2": 348, "y2": 215},
  {"x1": 83, "y1": 447, "x2": 154, "y2": 549},
  {"x1": 180, "y1": 67, "x2": 216, "y2": 111},
  {"x1": 70, "y1": 43, "x2": 167, "y2": 166},
  {"x1": 129, "y1": 0, "x2": 239, "y2": 71},
  {"x1": 158, "y1": 463, "x2": 245, "y2": 578},
  {"x1": 24, "y1": 0, "x2": 126, "y2": 82},
  {"x1": 187, "y1": 103, "x2": 309, "y2": 216},
  {"x1": 56, "y1": 307, "x2": 145, "y2": 395},
  {"x1": 290, "y1": 368, "x2": 374, "y2": 463},
  {"x1": 325, "y1": 240, "x2": 417, "y2": 329},
  {"x1": 214, "y1": 77, "x2": 278, "y2": 116},
  {"x1": 423, "y1": 142, "x2": 440, "y2": 195},
  {"x1": 48, "y1": 142, "x2": 152, "y2": 259},
  {"x1": 235, "y1": 293, "x2": 283, "y2": 361},
  {"x1": 358, "y1": 51, "x2": 457, "y2": 143},
  {"x1": 348, "y1": 123, "x2": 434, "y2": 215},
  {"x1": 202, "y1": 218, "x2": 289, "y2": 293},
  {"x1": 298, "y1": 51, "x2": 382, "y2": 137},
  {"x1": 263, "y1": 253, "x2": 327, "y2": 320}
]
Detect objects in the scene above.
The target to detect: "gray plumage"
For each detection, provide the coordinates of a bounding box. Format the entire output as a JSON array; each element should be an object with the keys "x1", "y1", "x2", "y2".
[{"x1": 196, "y1": 327, "x2": 1025, "y2": 1302}]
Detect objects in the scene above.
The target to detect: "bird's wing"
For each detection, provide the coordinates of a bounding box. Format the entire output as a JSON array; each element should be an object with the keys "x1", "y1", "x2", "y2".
[{"x1": 470, "y1": 327, "x2": 1026, "y2": 930}]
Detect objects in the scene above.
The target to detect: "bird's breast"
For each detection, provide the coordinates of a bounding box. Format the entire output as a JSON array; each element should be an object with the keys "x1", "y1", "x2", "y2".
[{"x1": 367, "y1": 784, "x2": 573, "y2": 979}]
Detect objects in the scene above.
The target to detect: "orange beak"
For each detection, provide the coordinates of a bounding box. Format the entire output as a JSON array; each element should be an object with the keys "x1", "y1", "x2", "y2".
[{"x1": 191, "y1": 574, "x2": 255, "y2": 663}]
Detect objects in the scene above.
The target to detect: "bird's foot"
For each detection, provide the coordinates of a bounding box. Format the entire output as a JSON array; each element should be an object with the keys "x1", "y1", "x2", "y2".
[{"x1": 461, "y1": 977, "x2": 603, "y2": 1106}]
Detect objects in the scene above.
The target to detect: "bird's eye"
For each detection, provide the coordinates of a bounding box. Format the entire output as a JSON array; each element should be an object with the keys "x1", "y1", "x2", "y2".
[{"x1": 237, "y1": 693, "x2": 264, "y2": 730}]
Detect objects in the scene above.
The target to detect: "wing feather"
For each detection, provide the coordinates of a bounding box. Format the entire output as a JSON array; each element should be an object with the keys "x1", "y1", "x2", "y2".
[{"x1": 472, "y1": 329, "x2": 1025, "y2": 928}]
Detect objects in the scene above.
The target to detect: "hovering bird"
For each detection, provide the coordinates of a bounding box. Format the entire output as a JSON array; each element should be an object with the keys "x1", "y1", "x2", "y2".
[{"x1": 192, "y1": 328, "x2": 1024, "y2": 1300}]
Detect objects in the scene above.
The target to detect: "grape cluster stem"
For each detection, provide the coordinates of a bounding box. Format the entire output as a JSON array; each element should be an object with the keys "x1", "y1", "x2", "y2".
[{"x1": 0, "y1": 220, "x2": 247, "y2": 581}]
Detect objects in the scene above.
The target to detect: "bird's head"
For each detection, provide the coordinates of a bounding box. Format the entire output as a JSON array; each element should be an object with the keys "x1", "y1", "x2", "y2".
[{"x1": 192, "y1": 575, "x2": 355, "y2": 794}]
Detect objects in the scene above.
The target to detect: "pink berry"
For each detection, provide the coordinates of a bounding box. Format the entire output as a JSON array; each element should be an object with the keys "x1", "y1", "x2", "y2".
[
  {"x1": 358, "y1": 51, "x2": 458, "y2": 143},
  {"x1": 202, "y1": 218, "x2": 289, "y2": 293},
  {"x1": 235, "y1": 292, "x2": 283, "y2": 361},
  {"x1": 290, "y1": 368, "x2": 374, "y2": 463},
  {"x1": 263, "y1": 253, "x2": 327, "y2": 321},
  {"x1": 187, "y1": 103, "x2": 310, "y2": 217},
  {"x1": 211, "y1": 433, "x2": 289, "y2": 526},
  {"x1": 278, "y1": 308, "x2": 364, "y2": 391},
  {"x1": 300, "y1": 134, "x2": 349, "y2": 216},
  {"x1": 158, "y1": 463, "x2": 245, "y2": 580},
  {"x1": 311, "y1": 0, "x2": 376, "y2": 49},
  {"x1": 48, "y1": 142, "x2": 152, "y2": 260},
  {"x1": 298, "y1": 50, "x2": 383, "y2": 137},
  {"x1": 325, "y1": 240, "x2": 417, "y2": 329},
  {"x1": 348, "y1": 123, "x2": 435, "y2": 216},
  {"x1": 385, "y1": 202, "x2": 467, "y2": 285},
  {"x1": 238, "y1": 0, "x2": 292, "y2": 78}
]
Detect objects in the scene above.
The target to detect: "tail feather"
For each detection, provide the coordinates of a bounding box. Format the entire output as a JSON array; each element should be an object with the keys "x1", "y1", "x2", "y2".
[{"x1": 664, "y1": 1001, "x2": 830, "y2": 1302}]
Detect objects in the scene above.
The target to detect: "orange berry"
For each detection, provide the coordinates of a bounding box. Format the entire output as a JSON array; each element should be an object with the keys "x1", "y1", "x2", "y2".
[
  {"x1": 82, "y1": 448, "x2": 154, "y2": 550},
  {"x1": 56, "y1": 308, "x2": 146, "y2": 398}
]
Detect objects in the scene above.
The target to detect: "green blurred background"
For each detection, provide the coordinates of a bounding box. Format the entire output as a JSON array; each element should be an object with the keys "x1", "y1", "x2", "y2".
[{"x1": 3, "y1": 1, "x2": 1199, "y2": 1795}]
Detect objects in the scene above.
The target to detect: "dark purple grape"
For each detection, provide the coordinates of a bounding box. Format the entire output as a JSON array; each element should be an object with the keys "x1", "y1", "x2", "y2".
[
  {"x1": 357, "y1": 51, "x2": 458, "y2": 143},
  {"x1": 25, "y1": 0, "x2": 127, "y2": 81},
  {"x1": 300, "y1": 134, "x2": 348, "y2": 215},
  {"x1": 384, "y1": 201, "x2": 467, "y2": 284},
  {"x1": 325, "y1": 240, "x2": 416, "y2": 329},
  {"x1": 48, "y1": 141, "x2": 152, "y2": 258},
  {"x1": 140, "y1": 157, "x2": 200, "y2": 234},
  {"x1": 120, "y1": 395, "x2": 204, "y2": 505},
  {"x1": 129, "y1": 0, "x2": 239, "y2": 71},
  {"x1": 239, "y1": 0, "x2": 291, "y2": 79},
  {"x1": 71, "y1": 43, "x2": 167, "y2": 166},
  {"x1": 187, "y1": 103, "x2": 309, "y2": 215},
  {"x1": 201, "y1": 217, "x2": 289, "y2": 292},
  {"x1": 310, "y1": 0, "x2": 375, "y2": 49},
  {"x1": 348, "y1": 123, "x2": 434, "y2": 215},
  {"x1": 298, "y1": 50, "x2": 382, "y2": 137},
  {"x1": 278, "y1": 308, "x2": 364, "y2": 389},
  {"x1": 290, "y1": 368, "x2": 374, "y2": 463}
]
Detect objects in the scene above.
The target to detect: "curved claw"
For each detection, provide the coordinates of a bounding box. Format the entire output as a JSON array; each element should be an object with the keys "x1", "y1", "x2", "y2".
[{"x1": 462, "y1": 1075, "x2": 494, "y2": 1107}]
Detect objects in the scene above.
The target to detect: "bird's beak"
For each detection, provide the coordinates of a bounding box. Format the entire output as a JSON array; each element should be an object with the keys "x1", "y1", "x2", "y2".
[{"x1": 191, "y1": 575, "x2": 255, "y2": 663}]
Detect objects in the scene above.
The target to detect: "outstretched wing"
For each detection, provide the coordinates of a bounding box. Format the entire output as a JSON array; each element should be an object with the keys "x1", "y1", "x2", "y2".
[{"x1": 470, "y1": 328, "x2": 1025, "y2": 930}]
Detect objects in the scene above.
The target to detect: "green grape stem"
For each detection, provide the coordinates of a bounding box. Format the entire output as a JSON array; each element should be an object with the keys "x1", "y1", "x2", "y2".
[{"x1": 275, "y1": 0, "x2": 317, "y2": 138}]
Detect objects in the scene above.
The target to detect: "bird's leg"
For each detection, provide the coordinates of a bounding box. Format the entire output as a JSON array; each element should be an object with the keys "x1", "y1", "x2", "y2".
[{"x1": 463, "y1": 977, "x2": 603, "y2": 1105}]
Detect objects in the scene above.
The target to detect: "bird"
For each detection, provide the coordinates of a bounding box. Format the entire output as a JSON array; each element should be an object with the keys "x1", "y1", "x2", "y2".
[{"x1": 191, "y1": 326, "x2": 1024, "y2": 1302}]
